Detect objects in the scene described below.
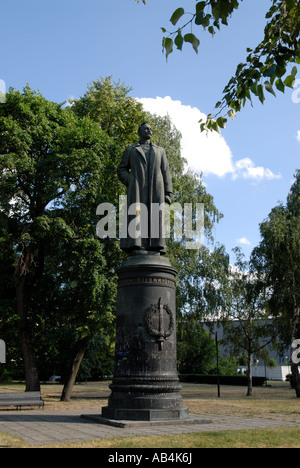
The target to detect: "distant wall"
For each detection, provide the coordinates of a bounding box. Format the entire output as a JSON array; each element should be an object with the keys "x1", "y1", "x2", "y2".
[
  {"x1": 238, "y1": 365, "x2": 291, "y2": 381},
  {"x1": 0, "y1": 340, "x2": 6, "y2": 364}
]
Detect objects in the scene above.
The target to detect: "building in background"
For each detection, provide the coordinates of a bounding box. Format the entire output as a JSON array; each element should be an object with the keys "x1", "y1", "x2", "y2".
[{"x1": 205, "y1": 320, "x2": 291, "y2": 381}]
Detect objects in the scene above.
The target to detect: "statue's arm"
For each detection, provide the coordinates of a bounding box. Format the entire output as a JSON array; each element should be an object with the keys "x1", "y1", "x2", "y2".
[
  {"x1": 117, "y1": 147, "x2": 131, "y2": 187},
  {"x1": 161, "y1": 150, "x2": 173, "y2": 202}
]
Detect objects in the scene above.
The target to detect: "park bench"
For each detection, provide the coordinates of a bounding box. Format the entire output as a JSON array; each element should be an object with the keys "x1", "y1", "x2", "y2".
[{"x1": 0, "y1": 391, "x2": 44, "y2": 410}]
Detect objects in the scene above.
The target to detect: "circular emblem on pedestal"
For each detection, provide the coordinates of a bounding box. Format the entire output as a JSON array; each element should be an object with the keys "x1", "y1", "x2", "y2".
[{"x1": 145, "y1": 297, "x2": 174, "y2": 350}]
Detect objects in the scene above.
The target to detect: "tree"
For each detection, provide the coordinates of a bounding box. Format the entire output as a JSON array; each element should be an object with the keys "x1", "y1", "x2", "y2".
[
  {"x1": 70, "y1": 76, "x2": 149, "y2": 147},
  {"x1": 70, "y1": 76, "x2": 228, "y2": 390},
  {"x1": 0, "y1": 79, "x2": 228, "y2": 398},
  {"x1": 177, "y1": 319, "x2": 216, "y2": 374},
  {"x1": 175, "y1": 244, "x2": 230, "y2": 375},
  {"x1": 251, "y1": 171, "x2": 300, "y2": 396},
  {"x1": 0, "y1": 86, "x2": 116, "y2": 392},
  {"x1": 221, "y1": 248, "x2": 279, "y2": 396},
  {"x1": 137, "y1": 0, "x2": 300, "y2": 133},
  {"x1": 50, "y1": 234, "x2": 117, "y2": 402}
]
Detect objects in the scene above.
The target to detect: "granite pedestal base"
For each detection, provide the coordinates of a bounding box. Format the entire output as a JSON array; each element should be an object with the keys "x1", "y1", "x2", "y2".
[
  {"x1": 101, "y1": 407, "x2": 190, "y2": 422},
  {"x1": 101, "y1": 253, "x2": 188, "y2": 422},
  {"x1": 81, "y1": 413, "x2": 210, "y2": 428}
]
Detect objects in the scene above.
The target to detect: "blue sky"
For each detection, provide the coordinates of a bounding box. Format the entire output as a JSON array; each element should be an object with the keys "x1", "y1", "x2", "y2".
[{"x1": 1, "y1": 0, "x2": 299, "y2": 262}]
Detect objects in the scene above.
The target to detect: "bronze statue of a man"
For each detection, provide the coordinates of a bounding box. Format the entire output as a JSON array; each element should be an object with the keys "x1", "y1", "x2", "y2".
[{"x1": 117, "y1": 122, "x2": 173, "y2": 255}]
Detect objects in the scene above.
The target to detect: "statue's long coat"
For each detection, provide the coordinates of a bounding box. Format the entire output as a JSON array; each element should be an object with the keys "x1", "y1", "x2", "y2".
[{"x1": 117, "y1": 142, "x2": 173, "y2": 253}]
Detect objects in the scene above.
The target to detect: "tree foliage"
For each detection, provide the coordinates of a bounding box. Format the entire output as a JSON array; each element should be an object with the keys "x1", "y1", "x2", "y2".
[
  {"x1": 0, "y1": 78, "x2": 229, "y2": 393},
  {"x1": 251, "y1": 171, "x2": 300, "y2": 395},
  {"x1": 0, "y1": 86, "x2": 117, "y2": 391},
  {"x1": 70, "y1": 76, "x2": 149, "y2": 147},
  {"x1": 2, "y1": 71, "x2": 265, "y2": 403},
  {"x1": 177, "y1": 320, "x2": 216, "y2": 374},
  {"x1": 137, "y1": 0, "x2": 300, "y2": 133},
  {"x1": 221, "y1": 248, "x2": 279, "y2": 395}
]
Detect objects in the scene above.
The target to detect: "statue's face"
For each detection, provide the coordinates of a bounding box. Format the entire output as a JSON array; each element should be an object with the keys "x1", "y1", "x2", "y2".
[{"x1": 139, "y1": 123, "x2": 153, "y2": 140}]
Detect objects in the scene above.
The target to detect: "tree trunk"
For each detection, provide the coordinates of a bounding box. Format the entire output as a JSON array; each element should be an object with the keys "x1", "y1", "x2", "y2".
[
  {"x1": 247, "y1": 348, "x2": 253, "y2": 396},
  {"x1": 60, "y1": 337, "x2": 88, "y2": 402},
  {"x1": 0, "y1": 364, "x2": 4, "y2": 380},
  {"x1": 15, "y1": 278, "x2": 40, "y2": 392},
  {"x1": 291, "y1": 363, "x2": 300, "y2": 397},
  {"x1": 291, "y1": 307, "x2": 300, "y2": 397}
]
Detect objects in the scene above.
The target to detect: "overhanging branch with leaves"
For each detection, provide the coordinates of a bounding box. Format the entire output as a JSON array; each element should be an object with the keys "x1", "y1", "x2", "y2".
[{"x1": 136, "y1": 0, "x2": 300, "y2": 133}]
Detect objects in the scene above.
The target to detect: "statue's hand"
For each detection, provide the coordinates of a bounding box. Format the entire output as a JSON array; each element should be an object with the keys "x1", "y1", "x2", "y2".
[{"x1": 165, "y1": 195, "x2": 172, "y2": 205}]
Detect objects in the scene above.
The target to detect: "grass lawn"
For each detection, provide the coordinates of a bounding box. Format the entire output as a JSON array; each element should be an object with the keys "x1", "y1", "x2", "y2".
[
  {"x1": 42, "y1": 427, "x2": 300, "y2": 448},
  {"x1": 0, "y1": 381, "x2": 299, "y2": 448},
  {"x1": 1, "y1": 427, "x2": 300, "y2": 449}
]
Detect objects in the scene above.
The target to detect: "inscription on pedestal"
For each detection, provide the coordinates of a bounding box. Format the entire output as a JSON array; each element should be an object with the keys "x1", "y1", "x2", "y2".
[{"x1": 118, "y1": 277, "x2": 175, "y2": 288}]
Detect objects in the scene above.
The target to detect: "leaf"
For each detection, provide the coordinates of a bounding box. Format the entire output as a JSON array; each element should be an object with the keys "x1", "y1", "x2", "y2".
[
  {"x1": 195, "y1": 11, "x2": 205, "y2": 25},
  {"x1": 285, "y1": 0, "x2": 295, "y2": 9},
  {"x1": 257, "y1": 84, "x2": 265, "y2": 104},
  {"x1": 250, "y1": 82, "x2": 258, "y2": 96},
  {"x1": 216, "y1": 116, "x2": 227, "y2": 129},
  {"x1": 200, "y1": 120, "x2": 207, "y2": 133},
  {"x1": 291, "y1": 66, "x2": 298, "y2": 78},
  {"x1": 170, "y1": 8, "x2": 185, "y2": 26},
  {"x1": 184, "y1": 33, "x2": 200, "y2": 54},
  {"x1": 284, "y1": 75, "x2": 295, "y2": 88},
  {"x1": 202, "y1": 14, "x2": 211, "y2": 28},
  {"x1": 263, "y1": 64, "x2": 277, "y2": 78},
  {"x1": 275, "y1": 78, "x2": 285, "y2": 93},
  {"x1": 264, "y1": 81, "x2": 276, "y2": 97},
  {"x1": 196, "y1": 1, "x2": 206, "y2": 13},
  {"x1": 229, "y1": 100, "x2": 242, "y2": 112},
  {"x1": 162, "y1": 37, "x2": 173, "y2": 60},
  {"x1": 211, "y1": 120, "x2": 221, "y2": 134},
  {"x1": 175, "y1": 32, "x2": 184, "y2": 51},
  {"x1": 227, "y1": 109, "x2": 236, "y2": 120}
]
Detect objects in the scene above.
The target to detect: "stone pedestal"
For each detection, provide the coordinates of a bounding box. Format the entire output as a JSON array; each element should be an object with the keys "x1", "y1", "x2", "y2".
[{"x1": 101, "y1": 253, "x2": 189, "y2": 421}]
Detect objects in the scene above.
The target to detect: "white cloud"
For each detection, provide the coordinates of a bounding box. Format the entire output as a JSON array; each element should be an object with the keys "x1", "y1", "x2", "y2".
[
  {"x1": 138, "y1": 96, "x2": 281, "y2": 181},
  {"x1": 233, "y1": 158, "x2": 281, "y2": 181},
  {"x1": 297, "y1": 130, "x2": 300, "y2": 142},
  {"x1": 138, "y1": 96, "x2": 234, "y2": 177},
  {"x1": 237, "y1": 237, "x2": 251, "y2": 246}
]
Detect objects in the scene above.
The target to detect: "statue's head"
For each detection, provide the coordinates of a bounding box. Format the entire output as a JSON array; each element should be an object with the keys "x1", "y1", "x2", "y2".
[{"x1": 138, "y1": 122, "x2": 153, "y2": 140}]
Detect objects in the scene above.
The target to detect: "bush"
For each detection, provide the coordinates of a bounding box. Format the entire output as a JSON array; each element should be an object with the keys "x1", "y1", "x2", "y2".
[
  {"x1": 0, "y1": 368, "x2": 13, "y2": 382},
  {"x1": 179, "y1": 374, "x2": 266, "y2": 386}
]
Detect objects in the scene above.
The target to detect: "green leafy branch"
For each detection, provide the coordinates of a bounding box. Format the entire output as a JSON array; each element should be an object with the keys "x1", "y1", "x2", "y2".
[
  {"x1": 207, "y1": 1, "x2": 300, "y2": 132},
  {"x1": 161, "y1": 1, "x2": 240, "y2": 59},
  {"x1": 170, "y1": 1, "x2": 300, "y2": 133},
  {"x1": 137, "y1": 0, "x2": 300, "y2": 134}
]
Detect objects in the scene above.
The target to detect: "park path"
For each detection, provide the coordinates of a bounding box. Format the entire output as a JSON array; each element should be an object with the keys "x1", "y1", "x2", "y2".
[{"x1": 1, "y1": 409, "x2": 300, "y2": 446}]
